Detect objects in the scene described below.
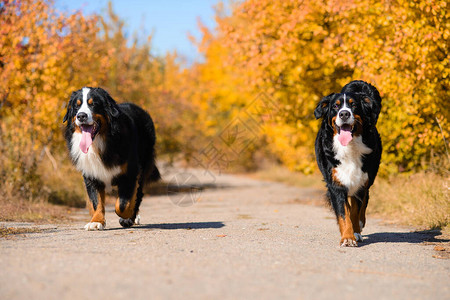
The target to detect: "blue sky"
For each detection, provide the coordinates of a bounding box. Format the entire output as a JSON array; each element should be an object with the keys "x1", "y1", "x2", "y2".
[{"x1": 54, "y1": 0, "x2": 219, "y2": 63}]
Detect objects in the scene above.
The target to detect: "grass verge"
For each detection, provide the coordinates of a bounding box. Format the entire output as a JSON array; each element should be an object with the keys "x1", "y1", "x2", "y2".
[
  {"x1": 0, "y1": 154, "x2": 85, "y2": 224},
  {"x1": 0, "y1": 197, "x2": 74, "y2": 224},
  {"x1": 0, "y1": 227, "x2": 44, "y2": 239},
  {"x1": 370, "y1": 172, "x2": 449, "y2": 234}
]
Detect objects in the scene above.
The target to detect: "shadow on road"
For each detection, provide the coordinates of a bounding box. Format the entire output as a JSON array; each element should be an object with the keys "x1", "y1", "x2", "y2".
[
  {"x1": 144, "y1": 181, "x2": 234, "y2": 196},
  {"x1": 135, "y1": 222, "x2": 225, "y2": 230},
  {"x1": 361, "y1": 229, "x2": 449, "y2": 247}
]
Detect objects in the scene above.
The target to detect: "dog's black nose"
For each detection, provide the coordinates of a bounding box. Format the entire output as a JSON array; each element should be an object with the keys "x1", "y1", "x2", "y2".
[
  {"x1": 339, "y1": 110, "x2": 350, "y2": 121},
  {"x1": 77, "y1": 112, "x2": 88, "y2": 123}
]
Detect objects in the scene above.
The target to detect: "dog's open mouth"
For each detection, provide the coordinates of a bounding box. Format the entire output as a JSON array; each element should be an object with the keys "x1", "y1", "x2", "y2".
[
  {"x1": 336, "y1": 123, "x2": 354, "y2": 146},
  {"x1": 79, "y1": 121, "x2": 100, "y2": 154}
]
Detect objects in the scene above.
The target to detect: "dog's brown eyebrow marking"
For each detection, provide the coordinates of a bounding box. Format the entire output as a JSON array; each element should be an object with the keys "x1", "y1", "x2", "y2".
[
  {"x1": 88, "y1": 98, "x2": 93, "y2": 105},
  {"x1": 76, "y1": 99, "x2": 81, "y2": 106},
  {"x1": 336, "y1": 100, "x2": 341, "y2": 105},
  {"x1": 349, "y1": 99, "x2": 354, "y2": 104}
]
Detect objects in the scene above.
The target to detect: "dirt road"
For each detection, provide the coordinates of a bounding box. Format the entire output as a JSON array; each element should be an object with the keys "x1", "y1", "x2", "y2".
[{"x1": 1, "y1": 168, "x2": 449, "y2": 300}]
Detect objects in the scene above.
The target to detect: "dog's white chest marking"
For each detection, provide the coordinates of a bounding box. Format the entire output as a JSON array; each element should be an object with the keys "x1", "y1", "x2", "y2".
[
  {"x1": 333, "y1": 135, "x2": 372, "y2": 196},
  {"x1": 70, "y1": 133, "x2": 121, "y2": 185}
]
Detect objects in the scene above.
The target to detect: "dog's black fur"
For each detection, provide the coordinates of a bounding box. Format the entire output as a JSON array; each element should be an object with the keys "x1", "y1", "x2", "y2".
[
  {"x1": 63, "y1": 87, "x2": 160, "y2": 230},
  {"x1": 314, "y1": 80, "x2": 382, "y2": 246}
]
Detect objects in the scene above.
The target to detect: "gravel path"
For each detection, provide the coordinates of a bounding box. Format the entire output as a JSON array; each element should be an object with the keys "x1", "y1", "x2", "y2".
[{"x1": 1, "y1": 169, "x2": 449, "y2": 300}]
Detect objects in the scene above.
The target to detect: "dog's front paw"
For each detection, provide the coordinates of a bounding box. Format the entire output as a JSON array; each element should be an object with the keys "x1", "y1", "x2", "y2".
[
  {"x1": 135, "y1": 215, "x2": 141, "y2": 225},
  {"x1": 84, "y1": 222, "x2": 105, "y2": 231},
  {"x1": 119, "y1": 218, "x2": 135, "y2": 228},
  {"x1": 340, "y1": 237, "x2": 358, "y2": 247}
]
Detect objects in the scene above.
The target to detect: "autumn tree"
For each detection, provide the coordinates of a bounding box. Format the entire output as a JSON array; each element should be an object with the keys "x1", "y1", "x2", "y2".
[
  {"x1": 191, "y1": 0, "x2": 449, "y2": 174},
  {"x1": 0, "y1": 0, "x2": 208, "y2": 202},
  {"x1": 98, "y1": 3, "x2": 205, "y2": 161},
  {"x1": 0, "y1": 0, "x2": 104, "y2": 199}
]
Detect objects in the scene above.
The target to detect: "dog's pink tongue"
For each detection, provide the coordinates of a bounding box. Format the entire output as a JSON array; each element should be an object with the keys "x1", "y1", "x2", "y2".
[
  {"x1": 80, "y1": 128, "x2": 93, "y2": 154},
  {"x1": 338, "y1": 130, "x2": 353, "y2": 146}
]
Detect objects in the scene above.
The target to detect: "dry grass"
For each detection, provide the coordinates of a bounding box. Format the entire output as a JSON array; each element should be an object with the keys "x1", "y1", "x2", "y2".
[
  {"x1": 0, "y1": 197, "x2": 74, "y2": 223},
  {"x1": 38, "y1": 156, "x2": 86, "y2": 208},
  {"x1": 0, "y1": 227, "x2": 44, "y2": 239},
  {"x1": 370, "y1": 172, "x2": 449, "y2": 233},
  {"x1": 0, "y1": 153, "x2": 85, "y2": 223}
]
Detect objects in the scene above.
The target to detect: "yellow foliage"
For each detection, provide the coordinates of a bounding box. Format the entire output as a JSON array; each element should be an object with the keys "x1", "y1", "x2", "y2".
[
  {"x1": 1, "y1": 0, "x2": 449, "y2": 206},
  {"x1": 0, "y1": 0, "x2": 103, "y2": 199},
  {"x1": 0, "y1": 1, "x2": 200, "y2": 200},
  {"x1": 188, "y1": 0, "x2": 449, "y2": 174}
]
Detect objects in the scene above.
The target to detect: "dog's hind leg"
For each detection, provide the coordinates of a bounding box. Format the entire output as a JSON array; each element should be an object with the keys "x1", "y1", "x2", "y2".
[
  {"x1": 131, "y1": 179, "x2": 144, "y2": 225},
  {"x1": 350, "y1": 196, "x2": 363, "y2": 242},
  {"x1": 115, "y1": 176, "x2": 138, "y2": 228},
  {"x1": 115, "y1": 174, "x2": 147, "y2": 228},
  {"x1": 359, "y1": 189, "x2": 369, "y2": 232}
]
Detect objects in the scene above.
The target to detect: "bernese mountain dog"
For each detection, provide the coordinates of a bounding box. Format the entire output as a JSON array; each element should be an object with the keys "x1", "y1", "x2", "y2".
[
  {"x1": 63, "y1": 87, "x2": 160, "y2": 230},
  {"x1": 314, "y1": 80, "x2": 382, "y2": 246}
]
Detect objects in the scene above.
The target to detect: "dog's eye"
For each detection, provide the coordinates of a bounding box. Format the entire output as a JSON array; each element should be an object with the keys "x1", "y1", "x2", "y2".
[{"x1": 333, "y1": 103, "x2": 339, "y2": 109}]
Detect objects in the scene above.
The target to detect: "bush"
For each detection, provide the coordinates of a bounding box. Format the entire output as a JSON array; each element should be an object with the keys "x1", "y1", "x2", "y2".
[{"x1": 192, "y1": 0, "x2": 449, "y2": 174}]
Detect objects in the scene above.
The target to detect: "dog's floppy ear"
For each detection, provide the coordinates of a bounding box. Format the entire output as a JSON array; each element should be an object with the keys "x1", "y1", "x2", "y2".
[
  {"x1": 94, "y1": 87, "x2": 121, "y2": 135},
  {"x1": 63, "y1": 91, "x2": 77, "y2": 123},
  {"x1": 314, "y1": 93, "x2": 334, "y2": 119},
  {"x1": 105, "y1": 93, "x2": 120, "y2": 119},
  {"x1": 362, "y1": 96, "x2": 381, "y2": 127},
  {"x1": 94, "y1": 87, "x2": 120, "y2": 119}
]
